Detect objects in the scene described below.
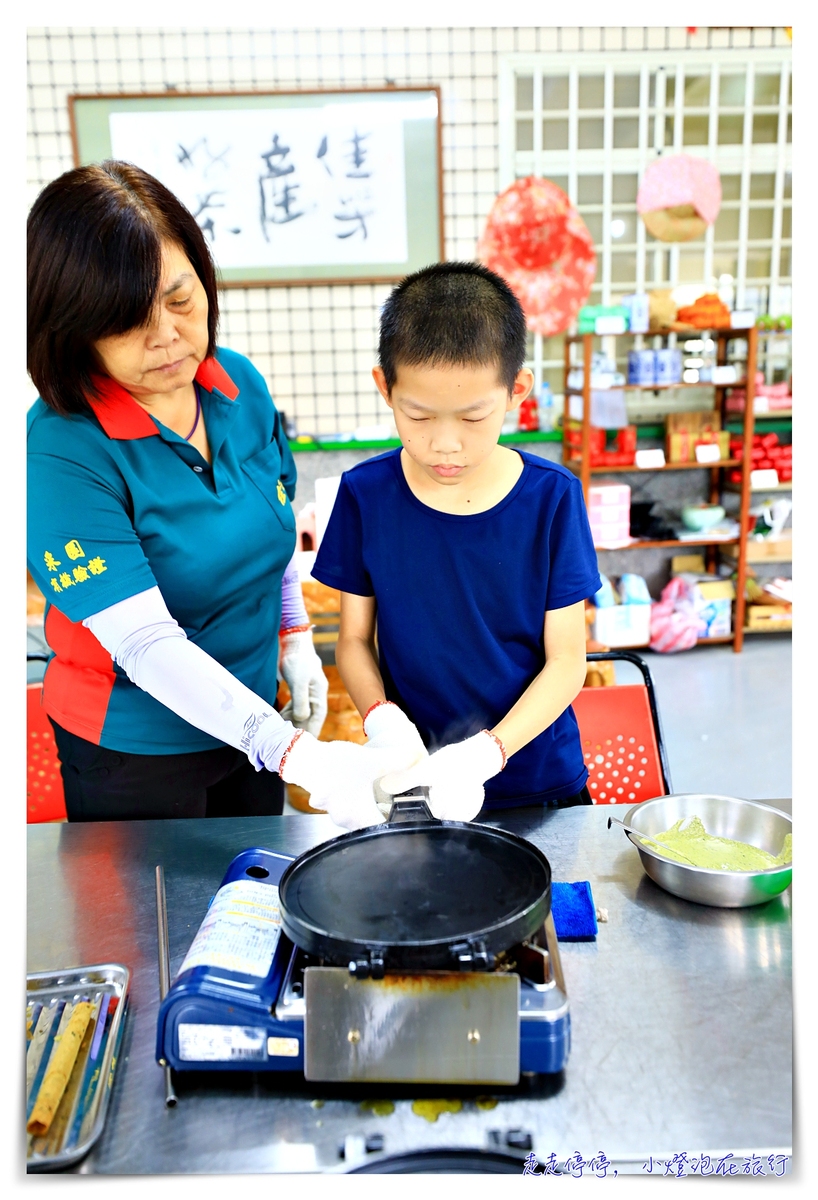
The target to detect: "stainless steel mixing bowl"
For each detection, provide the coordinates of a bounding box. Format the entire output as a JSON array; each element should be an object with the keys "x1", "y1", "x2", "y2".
[{"x1": 619, "y1": 794, "x2": 792, "y2": 908}]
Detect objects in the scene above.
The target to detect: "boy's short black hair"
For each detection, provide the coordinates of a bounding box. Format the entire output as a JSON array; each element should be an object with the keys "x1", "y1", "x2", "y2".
[
  {"x1": 28, "y1": 160, "x2": 219, "y2": 416},
  {"x1": 378, "y1": 261, "x2": 527, "y2": 394}
]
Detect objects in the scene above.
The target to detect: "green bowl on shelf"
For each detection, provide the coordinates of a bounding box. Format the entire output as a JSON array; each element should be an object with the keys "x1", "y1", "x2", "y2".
[{"x1": 680, "y1": 503, "x2": 726, "y2": 532}]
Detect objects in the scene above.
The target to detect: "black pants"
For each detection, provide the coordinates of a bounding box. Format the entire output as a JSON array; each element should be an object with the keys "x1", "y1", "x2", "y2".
[{"x1": 51, "y1": 720, "x2": 285, "y2": 822}]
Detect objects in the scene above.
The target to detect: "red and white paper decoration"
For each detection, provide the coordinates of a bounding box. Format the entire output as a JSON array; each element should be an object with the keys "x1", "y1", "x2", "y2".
[{"x1": 477, "y1": 177, "x2": 596, "y2": 337}]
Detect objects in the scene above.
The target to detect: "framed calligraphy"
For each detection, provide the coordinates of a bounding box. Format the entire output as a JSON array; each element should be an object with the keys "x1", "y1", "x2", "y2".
[{"x1": 69, "y1": 87, "x2": 443, "y2": 288}]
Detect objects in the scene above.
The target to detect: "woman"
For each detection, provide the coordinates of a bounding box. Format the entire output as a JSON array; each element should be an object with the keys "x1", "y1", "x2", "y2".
[{"x1": 27, "y1": 161, "x2": 421, "y2": 827}]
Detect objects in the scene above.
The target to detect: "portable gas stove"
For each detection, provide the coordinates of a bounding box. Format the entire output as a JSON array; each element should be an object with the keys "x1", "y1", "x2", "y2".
[{"x1": 156, "y1": 792, "x2": 570, "y2": 1085}]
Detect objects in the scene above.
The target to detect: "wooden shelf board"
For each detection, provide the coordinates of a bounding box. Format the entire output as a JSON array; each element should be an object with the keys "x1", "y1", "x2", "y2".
[
  {"x1": 723, "y1": 481, "x2": 792, "y2": 493},
  {"x1": 567, "y1": 459, "x2": 741, "y2": 475},
  {"x1": 742, "y1": 410, "x2": 792, "y2": 420},
  {"x1": 604, "y1": 636, "x2": 735, "y2": 649},
  {"x1": 743, "y1": 625, "x2": 792, "y2": 634},
  {"x1": 565, "y1": 329, "x2": 757, "y2": 342},
  {"x1": 566, "y1": 383, "x2": 730, "y2": 395},
  {"x1": 595, "y1": 537, "x2": 740, "y2": 551}
]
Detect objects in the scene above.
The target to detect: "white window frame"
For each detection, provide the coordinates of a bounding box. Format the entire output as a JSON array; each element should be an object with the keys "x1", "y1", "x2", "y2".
[{"x1": 498, "y1": 49, "x2": 791, "y2": 393}]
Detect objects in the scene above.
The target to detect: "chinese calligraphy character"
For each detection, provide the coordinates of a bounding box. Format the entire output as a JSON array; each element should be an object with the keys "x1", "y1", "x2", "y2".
[
  {"x1": 261, "y1": 134, "x2": 295, "y2": 178},
  {"x1": 72, "y1": 565, "x2": 90, "y2": 583},
  {"x1": 58, "y1": 573, "x2": 74, "y2": 588},
  {"x1": 259, "y1": 134, "x2": 304, "y2": 237},
  {"x1": 345, "y1": 129, "x2": 372, "y2": 178},
  {"x1": 50, "y1": 578, "x2": 62, "y2": 594},
  {"x1": 715, "y1": 1153, "x2": 739, "y2": 1176},
  {"x1": 316, "y1": 135, "x2": 332, "y2": 176},
  {"x1": 642, "y1": 1157, "x2": 655, "y2": 1174},
  {"x1": 742, "y1": 1155, "x2": 766, "y2": 1176},
  {"x1": 587, "y1": 1152, "x2": 616, "y2": 1178},
  {"x1": 767, "y1": 1154, "x2": 789, "y2": 1177},
  {"x1": 64, "y1": 539, "x2": 85, "y2": 560},
  {"x1": 563, "y1": 1151, "x2": 586, "y2": 1178},
  {"x1": 664, "y1": 1152, "x2": 690, "y2": 1177},
  {"x1": 521, "y1": 1152, "x2": 541, "y2": 1176},
  {"x1": 44, "y1": 551, "x2": 61, "y2": 572},
  {"x1": 191, "y1": 191, "x2": 226, "y2": 242},
  {"x1": 538, "y1": 1153, "x2": 561, "y2": 1176},
  {"x1": 177, "y1": 137, "x2": 229, "y2": 177},
  {"x1": 334, "y1": 196, "x2": 372, "y2": 240},
  {"x1": 87, "y1": 557, "x2": 107, "y2": 576}
]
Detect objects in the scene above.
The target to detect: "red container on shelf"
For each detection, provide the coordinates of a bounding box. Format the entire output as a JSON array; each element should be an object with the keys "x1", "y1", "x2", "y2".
[{"x1": 517, "y1": 397, "x2": 540, "y2": 432}]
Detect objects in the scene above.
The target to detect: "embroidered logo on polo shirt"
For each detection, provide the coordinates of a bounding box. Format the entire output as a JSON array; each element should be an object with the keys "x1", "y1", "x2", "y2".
[
  {"x1": 277, "y1": 480, "x2": 287, "y2": 505},
  {"x1": 44, "y1": 546, "x2": 107, "y2": 593}
]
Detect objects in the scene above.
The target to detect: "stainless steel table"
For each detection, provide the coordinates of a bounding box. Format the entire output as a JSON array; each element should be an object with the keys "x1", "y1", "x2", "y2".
[{"x1": 27, "y1": 806, "x2": 792, "y2": 1175}]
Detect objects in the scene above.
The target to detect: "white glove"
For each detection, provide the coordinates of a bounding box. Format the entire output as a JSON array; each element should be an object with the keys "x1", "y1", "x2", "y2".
[
  {"x1": 364, "y1": 702, "x2": 428, "y2": 812},
  {"x1": 378, "y1": 730, "x2": 507, "y2": 823},
  {"x1": 278, "y1": 627, "x2": 329, "y2": 737},
  {"x1": 277, "y1": 730, "x2": 403, "y2": 832}
]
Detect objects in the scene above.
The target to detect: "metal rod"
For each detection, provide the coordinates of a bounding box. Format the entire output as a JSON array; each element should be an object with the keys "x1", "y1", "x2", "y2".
[
  {"x1": 607, "y1": 815, "x2": 697, "y2": 866},
  {"x1": 154, "y1": 865, "x2": 177, "y2": 1108}
]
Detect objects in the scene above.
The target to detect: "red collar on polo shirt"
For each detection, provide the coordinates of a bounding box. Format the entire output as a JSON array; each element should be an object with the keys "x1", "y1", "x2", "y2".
[{"x1": 87, "y1": 357, "x2": 240, "y2": 440}]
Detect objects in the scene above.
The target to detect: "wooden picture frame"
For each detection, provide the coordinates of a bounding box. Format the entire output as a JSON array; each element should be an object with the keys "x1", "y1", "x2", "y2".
[{"x1": 69, "y1": 87, "x2": 443, "y2": 289}]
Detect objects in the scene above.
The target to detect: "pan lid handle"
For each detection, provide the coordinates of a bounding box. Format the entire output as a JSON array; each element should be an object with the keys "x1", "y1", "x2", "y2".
[{"x1": 386, "y1": 787, "x2": 435, "y2": 824}]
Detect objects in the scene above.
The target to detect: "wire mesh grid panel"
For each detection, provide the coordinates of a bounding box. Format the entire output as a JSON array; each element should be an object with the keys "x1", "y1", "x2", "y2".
[
  {"x1": 500, "y1": 40, "x2": 792, "y2": 400},
  {"x1": 27, "y1": 26, "x2": 791, "y2": 434}
]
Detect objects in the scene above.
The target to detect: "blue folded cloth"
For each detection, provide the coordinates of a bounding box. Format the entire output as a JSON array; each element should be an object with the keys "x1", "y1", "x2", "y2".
[{"x1": 551, "y1": 881, "x2": 598, "y2": 940}]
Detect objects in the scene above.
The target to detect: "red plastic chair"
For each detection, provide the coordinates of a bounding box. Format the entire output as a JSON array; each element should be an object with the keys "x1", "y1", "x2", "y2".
[
  {"x1": 573, "y1": 651, "x2": 672, "y2": 805},
  {"x1": 27, "y1": 683, "x2": 67, "y2": 822}
]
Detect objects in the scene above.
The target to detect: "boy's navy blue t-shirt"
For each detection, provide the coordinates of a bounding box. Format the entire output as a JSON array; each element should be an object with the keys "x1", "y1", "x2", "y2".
[{"x1": 312, "y1": 448, "x2": 602, "y2": 809}]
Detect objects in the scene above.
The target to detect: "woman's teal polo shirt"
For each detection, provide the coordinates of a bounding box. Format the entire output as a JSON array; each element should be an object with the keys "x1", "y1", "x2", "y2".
[{"x1": 27, "y1": 347, "x2": 297, "y2": 754}]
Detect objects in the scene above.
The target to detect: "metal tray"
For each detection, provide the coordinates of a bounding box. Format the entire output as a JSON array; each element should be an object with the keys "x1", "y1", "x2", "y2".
[{"x1": 26, "y1": 963, "x2": 130, "y2": 1172}]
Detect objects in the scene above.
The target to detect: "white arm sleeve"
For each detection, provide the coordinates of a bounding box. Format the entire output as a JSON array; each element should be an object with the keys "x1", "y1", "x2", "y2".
[{"x1": 82, "y1": 587, "x2": 296, "y2": 770}]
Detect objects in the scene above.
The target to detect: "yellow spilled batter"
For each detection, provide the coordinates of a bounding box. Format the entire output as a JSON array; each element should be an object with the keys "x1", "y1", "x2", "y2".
[
  {"x1": 411, "y1": 1099, "x2": 462, "y2": 1122},
  {"x1": 641, "y1": 816, "x2": 792, "y2": 871},
  {"x1": 360, "y1": 1099, "x2": 395, "y2": 1117}
]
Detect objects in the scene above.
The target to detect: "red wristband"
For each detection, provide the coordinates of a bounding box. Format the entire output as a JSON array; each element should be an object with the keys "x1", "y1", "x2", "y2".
[
  {"x1": 280, "y1": 623, "x2": 312, "y2": 638},
  {"x1": 362, "y1": 699, "x2": 397, "y2": 731},
  {"x1": 277, "y1": 728, "x2": 305, "y2": 778},
  {"x1": 482, "y1": 729, "x2": 508, "y2": 771}
]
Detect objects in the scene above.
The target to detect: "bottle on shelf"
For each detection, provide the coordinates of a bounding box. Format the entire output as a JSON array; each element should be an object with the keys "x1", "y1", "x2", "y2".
[{"x1": 537, "y1": 382, "x2": 555, "y2": 432}]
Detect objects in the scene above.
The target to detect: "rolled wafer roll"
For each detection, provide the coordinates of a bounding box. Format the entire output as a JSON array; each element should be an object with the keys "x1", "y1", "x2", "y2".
[{"x1": 27, "y1": 1002, "x2": 93, "y2": 1136}]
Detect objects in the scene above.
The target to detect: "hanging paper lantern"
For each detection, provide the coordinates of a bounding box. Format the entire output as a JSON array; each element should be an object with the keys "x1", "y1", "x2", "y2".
[
  {"x1": 477, "y1": 177, "x2": 596, "y2": 337},
  {"x1": 637, "y1": 154, "x2": 722, "y2": 243}
]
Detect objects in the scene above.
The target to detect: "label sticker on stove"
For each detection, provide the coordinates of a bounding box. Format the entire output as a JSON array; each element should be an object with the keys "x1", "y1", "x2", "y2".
[
  {"x1": 177, "y1": 880, "x2": 281, "y2": 979},
  {"x1": 178, "y1": 1023, "x2": 267, "y2": 1062},
  {"x1": 267, "y1": 1036, "x2": 300, "y2": 1058}
]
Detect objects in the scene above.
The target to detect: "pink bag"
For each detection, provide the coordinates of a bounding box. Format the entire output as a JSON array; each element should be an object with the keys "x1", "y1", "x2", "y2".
[{"x1": 650, "y1": 577, "x2": 700, "y2": 653}]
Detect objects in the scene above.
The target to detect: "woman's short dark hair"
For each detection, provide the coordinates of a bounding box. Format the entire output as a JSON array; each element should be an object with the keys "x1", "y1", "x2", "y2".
[
  {"x1": 27, "y1": 161, "x2": 220, "y2": 415},
  {"x1": 378, "y1": 261, "x2": 527, "y2": 395}
]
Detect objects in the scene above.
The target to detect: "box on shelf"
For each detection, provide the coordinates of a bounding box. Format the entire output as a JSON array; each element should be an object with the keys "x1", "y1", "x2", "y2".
[
  {"x1": 627, "y1": 349, "x2": 663, "y2": 386},
  {"x1": 671, "y1": 553, "x2": 706, "y2": 574},
  {"x1": 722, "y1": 533, "x2": 792, "y2": 563},
  {"x1": 620, "y1": 293, "x2": 650, "y2": 334},
  {"x1": 564, "y1": 423, "x2": 637, "y2": 467},
  {"x1": 745, "y1": 605, "x2": 792, "y2": 632},
  {"x1": 592, "y1": 603, "x2": 651, "y2": 648},
  {"x1": 654, "y1": 348, "x2": 683, "y2": 385},
  {"x1": 588, "y1": 484, "x2": 631, "y2": 548},
  {"x1": 578, "y1": 304, "x2": 630, "y2": 335},
  {"x1": 665, "y1": 410, "x2": 727, "y2": 463}
]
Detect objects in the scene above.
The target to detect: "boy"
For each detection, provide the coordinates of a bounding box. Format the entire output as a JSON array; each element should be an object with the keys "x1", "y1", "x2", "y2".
[{"x1": 312, "y1": 262, "x2": 602, "y2": 825}]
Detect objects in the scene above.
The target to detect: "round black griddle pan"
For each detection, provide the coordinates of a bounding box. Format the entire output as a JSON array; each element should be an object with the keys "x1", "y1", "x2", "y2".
[{"x1": 278, "y1": 791, "x2": 551, "y2": 972}]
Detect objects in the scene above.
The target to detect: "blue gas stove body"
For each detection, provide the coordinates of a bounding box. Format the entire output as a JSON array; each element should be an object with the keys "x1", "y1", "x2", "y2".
[{"x1": 156, "y1": 847, "x2": 571, "y2": 1081}]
